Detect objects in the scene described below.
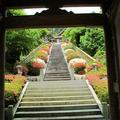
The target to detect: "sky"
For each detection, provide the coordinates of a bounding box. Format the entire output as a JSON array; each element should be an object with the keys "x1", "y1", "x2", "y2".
[{"x1": 24, "y1": 7, "x2": 101, "y2": 15}]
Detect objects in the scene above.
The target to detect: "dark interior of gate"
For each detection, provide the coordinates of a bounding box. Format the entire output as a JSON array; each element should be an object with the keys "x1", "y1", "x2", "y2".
[{"x1": 0, "y1": 0, "x2": 120, "y2": 120}]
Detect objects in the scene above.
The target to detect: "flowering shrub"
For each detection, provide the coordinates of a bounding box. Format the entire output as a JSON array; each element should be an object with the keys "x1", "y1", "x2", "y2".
[
  {"x1": 66, "y1": 51, "x2": 80, "y2": 62},
  {"x1": 69, "y1": 58, "x2": 86, "y2": 74},
  {"x1": 40, "y1": 48, "x2": 49, "y2": 54},
  {"x1": 64, "y1": 49, "x2": 75, "y2": 56},
  {"x1": 86, "y1": 72, "x2": 108, "y2": 103},
  {"x1": 61, "y1": 42, "x2": 68, "y2": 48},
  {"x1": 40, "y1": 44, "x2": 51, "y2": 54},
  {"x1": 63, "y1": 43, "x2": 75, "y2": 50},
  {"x1": 32, "y1": 58, "x2": 45, "y2": 69},
  {"x1": 36, "y1": 50, "x2": 48, "y2": 63},
  {"x1": 5, "y1": 75, "x2": 27, "y2": 107},
  {"x1": 5, "y1": 74, "x2": 15, "y2": 82},
  {"x1": 87, "y1": 77, "x2": 108, "y2": 103},
  {"x1": 27, "y1": 62, "x2": 40, "y2": 76},
  {"x1": 86, "y1": 74, "x2": 100, "y2": 84}
]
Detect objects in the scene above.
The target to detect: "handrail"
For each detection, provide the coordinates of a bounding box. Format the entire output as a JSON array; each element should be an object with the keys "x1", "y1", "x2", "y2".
[{"x1": 76, "y1": 47, "x2": 96, "y2": 63}]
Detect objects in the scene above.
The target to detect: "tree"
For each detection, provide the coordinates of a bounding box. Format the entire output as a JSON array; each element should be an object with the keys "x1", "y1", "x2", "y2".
[
  {"x1": 80, "y1": 28, "x2": 105, "y2": 56},
  {"x1": 63, "y1": 27, "x2": 105, "y2": 56},
  {"x1": 63, "y1": 27, "x2": 86, "y2": 47},
  {"x1": 6, "y1": 28, "x2": 49, "y2": 72},
  {"x1": 5, "y1": 10, "x2": 50, "y2": 72}
]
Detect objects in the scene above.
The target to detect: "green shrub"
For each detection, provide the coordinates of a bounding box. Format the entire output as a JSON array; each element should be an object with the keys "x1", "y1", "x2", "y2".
[
  {"x1": 66, "y1": 51, "x2": 80, "y2": 62},
  {"x1": 94, "y1": 50, "x2": 106, "y2": 65},
  {"x1": 35, "y1": 51, "x2": 48, "y2": 63},
  {"x1": 64, "y1": 49, "x2": 75, "y2": 56},
  {"x1": 92, "y1": 80, "x2": 108, "y2": 102},
  {"x1": 74, "y1": 67, "x2": 86, "y2": 74},
  {"x1": 63, "y1": 43, "x2": 75, "y2": 50},
  {"x1": 5, "y1": 90, "x2": 17, "y2": 107}
]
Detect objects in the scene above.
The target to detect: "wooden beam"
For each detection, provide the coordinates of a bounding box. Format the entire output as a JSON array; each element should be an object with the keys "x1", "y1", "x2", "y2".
[
  {"x1": 3, "y1": 0, "x2": 102, "y2": 9},
  {"x1": 5, "y1": 14, "x2": 104, "y2": 29}
]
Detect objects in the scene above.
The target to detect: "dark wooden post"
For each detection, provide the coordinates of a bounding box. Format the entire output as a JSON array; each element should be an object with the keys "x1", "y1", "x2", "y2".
[
  {"x1": 102, "y1": 5, "x2": 120, "y2": 120},
  {"x1": 0, "y1": 6, "x2": 6, "y2": 120}
]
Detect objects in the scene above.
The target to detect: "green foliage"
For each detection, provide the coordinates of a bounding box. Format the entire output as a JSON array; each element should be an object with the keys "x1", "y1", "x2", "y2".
[
  {"x1": 6, "y1": 28, "x2": 49, "y2": 72},
  {"x1": 6, "y1": 10, "x2": 50, "y2": 73},
  {"x1": 74, "y1": 67, "x2": 85, "y2": 74},
  {"x1": 35, "y1": 50, "x2": 48, "y2": 63},
  {"x1": 5, "y1": 75, "x2": 27, "y2": 107},
  {"x1": 64, "y1": 49, "x2": 75, "y2": 56},
  {"x1": 63, "y1": 27, "x2": 105, "y2": 57},
  {"x1": 63, "y1": 43, "x2": 76, "y2": 50},
  {"x1": 80, "y1": 28, "x2": 105, "y2": 56},
  {"x1": 7, "y1": 9, "x2": 25, "y2": 16},
  {"x1": 92, "y1": 80, "x2": 108, "y2": 102},
  {"x1": 5, "y1": 90, "x2": 17, "y2": 107},
  {"x1": 94, "y1": 49, "x2": 106, "y2": 65},
  {"x1": 66, "y1": 51, "x2": 80, "y2": 62},
  {"x1": 63, "y1": 27, "x2": 87, "y2": 46}
]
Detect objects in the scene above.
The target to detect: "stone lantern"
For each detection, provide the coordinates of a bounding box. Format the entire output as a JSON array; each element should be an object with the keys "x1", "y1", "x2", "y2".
[{"x1": 16, "y1": 65, "x2": 22, "y2": 75}]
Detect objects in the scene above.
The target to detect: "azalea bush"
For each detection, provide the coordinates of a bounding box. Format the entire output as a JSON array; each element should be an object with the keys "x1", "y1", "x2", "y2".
[
  {"x1": 26, "y1": 62, "x2": 40, "y2": 76},
  {"x1": 40, "y1": 44, "x2": 51, "y2": 54},
  {"x1": 62, "y1": 43, "x2": 75, "y2": 50},
  {"x1": 61, "y1": 42, "x2": 68, "y2": 48},
  {"x1": 5, "y1": 75, "x2": 27, "y2": 107},
  {"x1": 86, "y1": 65, "x2": 107, "y2": 78},
  {"x1": 36, "y1": 50, "x2": 48, "y2": 63},
  {"x1": 69, "y1": 58, "x2": 86, "y2": 74},
  {"x1": 87, "y1": 77, "x2": 108, "y2": 103},
  {"x1": 32, "y1": 58, "x2": 45, "y2": 69},
  {"x1": 64, "y1": 49, "x2": 75, "y2": 56},
  {"x1": 66, "y1": 51, "x2": 80, "y2": 62},
  {"x1": 87, "y1": 65, "x2": 108, "y2": 103}
]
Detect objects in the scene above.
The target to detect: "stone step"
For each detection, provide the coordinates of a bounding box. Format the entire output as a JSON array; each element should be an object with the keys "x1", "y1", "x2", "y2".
[
  {"x1": 45, "y1": 72, "x2": 70, "y2": 74},
  {"x1": 27, "y1": 86, "x2": 89, "y2": 91},
  {"x1": 45, "y1": 71, "x2": 70, "y2": 74},
  {"x1": 44, "y1": 74, "x2": 70, "y2": 77},
  {"x1": 15, "y1": 109, "x2": 101, "y2": 118},
  {"x1": 26, "y1": 88, "x2": 90, "y2": 92},
  {"x1": 47, "y1": 66, "x2": 68, "y2": 69},
  {"x1": 20, "y1": 99, "x2": 96, "y2": 106},
  {"x1": 28, "y1": 83, "x2": 87, "y2": 86},
  {"x1": 47, "y1": 66, "x2": 68, "y2": 68},
  {"x1": 18, "y1": 104, "x2": 99, "y2": 112},
  {"x1": 24, "y1": 91, "x2": 91, "y2": 97},
  {"x1": 27, "y1": 86, "x2": 89, "y2": 90},
  {"x1": 44, "y1": 78, "x2": 71, "y2": 81},
  {"x1": 28, "y1": 81, "x2": 86, "y2": 85},
  {"x1": 28, "y1": 81, "x2": 87, "y2": 85},
  {"x1": 27, "y1": 83, "x2": 88, "y2": 88},
  {"x1": 44, "y1": 76, "x2": 71, "y2": 79},
  {"x1": 14, "y1": 115, "x2": 104, "y2": 120},
  {"x1": 22, "y1": 95, "x2": 93, "y2": 101}
]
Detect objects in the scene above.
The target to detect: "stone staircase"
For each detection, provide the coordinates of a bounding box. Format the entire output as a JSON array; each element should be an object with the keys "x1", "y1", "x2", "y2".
[
  {"x1": 14, "y1": 80, "x2": 104, "y2": 120},
  {"x1": 13, "y1": 43, "x2": 104, "y2": 120},
  {"x1": 44, "y1": 43, "x2": 71, "y2": 81}
]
